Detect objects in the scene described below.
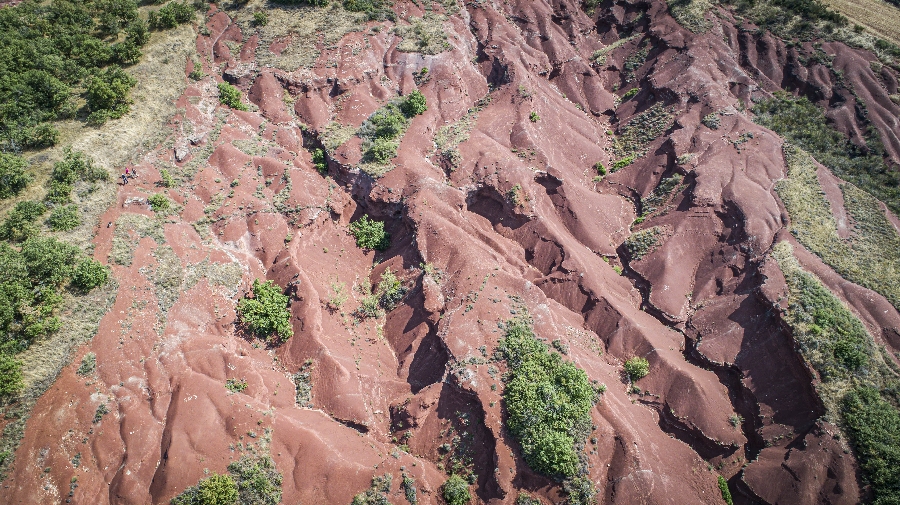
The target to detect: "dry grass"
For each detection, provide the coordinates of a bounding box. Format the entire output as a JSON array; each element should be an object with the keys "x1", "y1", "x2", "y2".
[
  {"x1": 225, "y1": 0, "x2": 368, "y2": 71},
  {"x1": 320, "y1": 122, "x2": 358, "y2": 153},
  {"x1": 393, "y1": 14, "x2": 450, "y2": 55},
  {"x1": 776, "y1": 144, "x2": 900, "y2": 312},
  {"x1": 822, "y1": 0, "x2": 900, "y2": 45},
  {"x1": 667, "y1": 0, "x2": 713, "y2": 33}
]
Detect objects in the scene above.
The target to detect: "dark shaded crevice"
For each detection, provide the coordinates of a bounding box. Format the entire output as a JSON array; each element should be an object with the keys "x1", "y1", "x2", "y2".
[{"x1": 333, "y1": 417, "x2": 369, "y2": 434}]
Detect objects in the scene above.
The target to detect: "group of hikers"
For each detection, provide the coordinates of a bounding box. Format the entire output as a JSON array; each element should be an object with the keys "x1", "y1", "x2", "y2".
[{"x1": 121, "y1": 167, "x2": 137, "y2": 185}]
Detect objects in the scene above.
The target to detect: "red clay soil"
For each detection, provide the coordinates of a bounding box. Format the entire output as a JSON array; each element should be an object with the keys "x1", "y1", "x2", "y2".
[{"x1": 4, "y1": 0, "x2": 900, "y2": 504}]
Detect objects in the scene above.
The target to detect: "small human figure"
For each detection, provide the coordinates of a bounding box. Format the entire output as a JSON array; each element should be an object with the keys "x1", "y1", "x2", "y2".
[
  {"x1": 125, "y1": 167, "x2": 130, "y2": 178},
  {"x1": 131, "y1": 167, "x2": 137, "y2": 179},
  {"x1": 121, "y1": 173, "x2": 128, "y2": 185}
]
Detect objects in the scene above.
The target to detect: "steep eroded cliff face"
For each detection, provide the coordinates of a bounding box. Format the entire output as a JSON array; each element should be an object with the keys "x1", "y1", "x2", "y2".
[{"x1": 4, "y1": 0, "x2": 900, "y2": 504}]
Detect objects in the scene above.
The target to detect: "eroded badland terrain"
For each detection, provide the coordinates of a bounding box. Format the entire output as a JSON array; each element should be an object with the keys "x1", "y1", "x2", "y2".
[{"x1": 3, "y1": 0, "x2": 900, "y2": 503}]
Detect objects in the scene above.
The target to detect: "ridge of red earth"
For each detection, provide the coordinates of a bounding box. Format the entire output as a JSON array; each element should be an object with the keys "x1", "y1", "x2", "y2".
[{"x1": 3, "y1": 0, "x2": 900, "y2": 504}]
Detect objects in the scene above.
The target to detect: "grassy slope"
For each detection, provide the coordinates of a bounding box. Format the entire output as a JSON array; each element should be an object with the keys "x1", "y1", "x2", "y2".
[{"x1": 822, "y1": 0, "x2": 900, "y2": 45}]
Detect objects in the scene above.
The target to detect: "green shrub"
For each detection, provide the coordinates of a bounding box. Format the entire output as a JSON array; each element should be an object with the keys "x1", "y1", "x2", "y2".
[
  {"x1": 376, "y1": 268, "x2": 405, "y2": 311},
  {"x1": 366, "y1": 137, "x2": 399, "y2": 164},
  {"x1": 227, "y1": 455, "x2": 283, "y2": 505},
  {"x1": 529, "y1": 111, "x2": 540, "y2": 122},
  {"x1": 612, "y1": 104, "x2": 672, "y2": 158},
  {"x1": 172, "y1": 473, "x2": 239, "y2": 505},
  {"x1": 401, "y1": 473, "x2": 417, "y2": 505},
  {"x1": 237, "y1": 279, "x2": 293, "y2": 343},
  {"x1": 0, "y1": 201, "x2": 47, "y2": 242},
  {"x1": 594, "y1": 162, "x2": 606, "y2": 176},
  {"x1": 842, "y1": 386, "x2": 900, "y2": 504},
  {"x1": 702, "y1": 112, "x2": 720, "y2": 129},
  {"x1": 498, "y1": 317, "x2": 596, "y2": 479},
  {"x1": 311, "y1": 148, "x2": 327, "y2": 174},
  {"x1": 149, "y1": 1, "x2": 195, "y2": 30},
  {"x1": 0, "y1": 352, "x2": 24, "y2": 399},
  {"x1": 253, "y1": 11, "x2": 268, "y2": 26},
  {"x1": 86, "y1": 66, "x2": 137, "y2": 124},
  {"x1": 46, "y1": 205, "x2": 80, "y2": 231},
  {"x1": 71, "y1": 258, "x2": 110, "y2": 291},
  {"x1": 22, "y1": 236, "x2": 80, "y2": 286},
  {"x1": 621, "y1": 88, "x2": 638, "y2": 100},
  {"x1": 441, "y1": 475, "x2": 470, "y2": 505},
  {"x1": 623, "y1": 226, "x2": 661, "y2": 260},
  {"x1": 0, "y1": 153, "x2": 32, "y2": 200},
  {"x1": 77, "y1": 352, "x2": 96, "y2": 376},
  {"x1": 148, "y1": 193, "x2": 171, "y2": 212},
  {"x1": 400, "y1": 90, "x2": 427, "y2": 116},
  {"x1": 717, "y1": 476, "x2": 733, "y2": 505},
  {"x1": 624, "y1": 357, "x2": 649, "y2": 381},
  {"x1": 350, "y1": 215, "x2": 390, "y2": 250},
  {"x1": 218, "y1": 82, "x2": 248, "y2": 111},
  {"x1": 225, "y1": 378, "x2": 248, "y2": 393},
  {"x1": 342, "y1": 0, "x2": 394, "y2": 20},
  {"x1": 159, "y1": 169, "x2": 176, "y2": 188},
  {"x1": 611, "y1": 156, "x2": 635, "y2": 171}
]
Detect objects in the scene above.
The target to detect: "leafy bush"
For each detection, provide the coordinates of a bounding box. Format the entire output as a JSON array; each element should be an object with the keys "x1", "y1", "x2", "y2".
[
  {"x1": 0, "y1": 153, "x2": 32, "y2": 200},
  {"x1": 624, "y1": 357, "x2": 650, "y2": 381},
  {"x1": 148, "y1": 193, "x2": 171, "y2": 212},
  {"x1": 611, "y1": 155, "x2": 635, "y2": 171},
  {"x1": 22, "y1": 236, "x2": 81, "y2": 286},
  {"x1": 594, "y1": 162, "x2": 606, "y2": 176},
  {"x1": 160, "y1": 169, "x2": 176, "y2": 187},
  {"x1": 529, "y1": 111, "x2": 540, "y2": 122},
  {"x1": 623, "y1": 226, "x2": 662, "y2": 260},
  {"x1": 842, "y1": 386, "x2": 900, "y2": 504},
  {"x1": 401, "y1": 473, "x2": 417, "y2": 505},
  {"x1": 227, "y1": 455, "x2": 283, "y2": 505},
  {"x1": 400, "y1": 90, "x2": 428, "y2": 116},
  {"x1": 350, "y1": 215, "x2": 390, "y2": 250},
  {"x1": 702, "y1": 112, "x2": 720, "y2": 129},
  {"x1": 311, "y1": 148, "x2": 327, "y2": 174},
  {"x1": 612, "y1": 104, "x2": 672, "y2": 158},
  {"x1": 0, "y1": 352, "x2": 24, "y2": 399},
  {"x1": 86, "y1": 65, "x2": 138, "y2": 125},
  {"x1": 149, "y1": 1, "x2": 195, "y2": 30},
  {"x1": 46, "y1": 205, "x2": 80, "y2": 231},
  {"x1": 253, "y1": 11, "x2": 268, "y2": 26},
  {"x1": 218, "y1": 82, "x2": 248, "y2": 111},
  {"x1": 0, "y1": 201, "x2": 46, "y2": 242},
  {"x1": 225, "y1": 378, "x2": 247, "y2": 393},
  {"x1": 358, "y1": 93, "x2": 427, "y2": 166},
  {"x1": 237, "y1": 279, "x2": 293, "y2": 343},
  {"x1": 71, "y1": 258, "x2": 110, "y2": 291},
  {"x1": 172, "y1": 473, "x2": 239, "y2": 505},
  {"x1": 717, "y1": 476, "x2": 733, "y2": 505},
  {"x1": 77, "y1": 352, "x2": 96, "y2": 376},
  {"x1": 621, "y1": 88, "x2": 638, "y2": 100},
  {"x1": 498, "y1": 317, "x2": 596, "y2": 479},
  {"x1": 342, "y1": 0, "x2": 394, "y2": 21},
  {"x1": 441, "y1": 475, "x2": 470, "y2": 505}
]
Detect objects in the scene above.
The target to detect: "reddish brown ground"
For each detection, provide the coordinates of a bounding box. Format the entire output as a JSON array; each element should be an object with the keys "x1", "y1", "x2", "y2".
[{"x1": 3, "y1": 0, "x2": 900, "y2": 504}]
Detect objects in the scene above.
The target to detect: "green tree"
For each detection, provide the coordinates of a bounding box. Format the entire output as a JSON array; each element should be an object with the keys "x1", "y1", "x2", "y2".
[
  {"x1": 86, "y1": 66, "x2": 137, "y2": 124},
  {"x1": 349, "y1": 215, "x2": 390, "y2": 250},
  {"x1": 624, "y1": 357, "x2": 649, "y2": 381},
  {"x1": 71, "y1": 258, "x2": 110, "y2": 291},
  {"x1": 217, "y1": 82, "x2": 248, "y2": 111},
  {"x1": 46, "y1": 205, "x2": 80, "y2": 231},
  {"x1": 237, "y1": 279, "x2": 293, "y2": 343},
  {"x1": 0, "y1": 201, "x2": 46, "y2": 241},
  {"x1": 0, "y1": 153, "x2": 32, "y2": 199},
  {"x1": 21, "y1": 236, "x2": 81, "y2": 286},
  {"x1": 441, "y1": 475, "x2": 470, "y2": 505},
  {"x1": 400, "y1": 90, "x2": 427, "y2": 116}
]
